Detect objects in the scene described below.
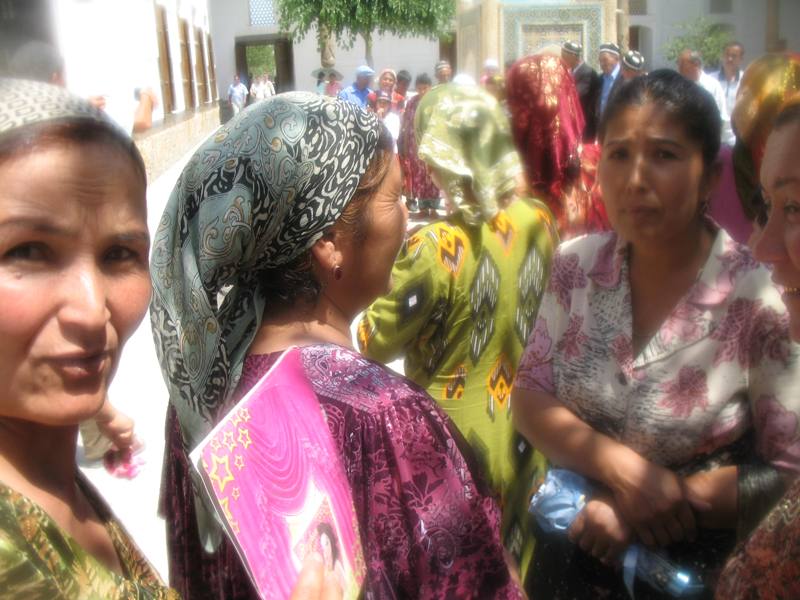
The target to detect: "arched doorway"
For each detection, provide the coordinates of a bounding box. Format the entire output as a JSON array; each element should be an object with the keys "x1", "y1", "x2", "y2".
[{"x1": 234, "y1": 34, "x2": 295, "y2": 94}]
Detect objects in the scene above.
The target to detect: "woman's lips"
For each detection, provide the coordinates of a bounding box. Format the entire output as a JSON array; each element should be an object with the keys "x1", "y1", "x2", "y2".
[{"x1": 46, "y1": 351, "x2": 110, "y2": 380}]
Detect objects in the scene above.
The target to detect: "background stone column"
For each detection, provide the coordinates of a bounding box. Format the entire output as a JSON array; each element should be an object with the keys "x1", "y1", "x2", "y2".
[
  {"x1": 480, "y1": 0, "x2": 500, "y2": 66},
  {"x1": 617, "y1": 0, "x2": 629, "y2": 50}
]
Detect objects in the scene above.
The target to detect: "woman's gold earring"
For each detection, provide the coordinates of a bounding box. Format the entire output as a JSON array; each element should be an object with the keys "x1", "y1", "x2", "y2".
[{"x1": 333, "y1": 265, "x2": 343, "y2": 280}]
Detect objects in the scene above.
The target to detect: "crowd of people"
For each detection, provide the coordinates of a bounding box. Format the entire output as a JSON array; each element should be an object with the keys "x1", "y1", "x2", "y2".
[{"x1": 1, "y1": 34, "x2": 800, "y2": 600}]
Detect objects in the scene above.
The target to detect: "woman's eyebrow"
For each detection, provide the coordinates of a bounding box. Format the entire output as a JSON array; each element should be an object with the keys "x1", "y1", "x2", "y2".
[
  {"x1": 774, "y1": 176, "x2": 800, "y2": 191},
  {"x1": 0, "y1": 217, "x2": 72, "y2": 236}
]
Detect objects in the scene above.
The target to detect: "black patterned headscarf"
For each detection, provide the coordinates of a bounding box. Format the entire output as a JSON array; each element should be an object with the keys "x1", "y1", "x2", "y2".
[{"x1": 150, "y1": 93, "x2": 382, "y2": 453}]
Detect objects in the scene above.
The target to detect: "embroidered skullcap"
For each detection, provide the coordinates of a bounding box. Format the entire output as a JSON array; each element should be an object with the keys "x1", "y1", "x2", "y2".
[
  {"x1": 562, "y1": 41, "x2": 582, "y2": 56},
  {"x1": 622, "y1": 50, "x2": 645, "y2": 71},
  {"x1": 599, "y1": 43, "x2": 621, "y2": 57}
]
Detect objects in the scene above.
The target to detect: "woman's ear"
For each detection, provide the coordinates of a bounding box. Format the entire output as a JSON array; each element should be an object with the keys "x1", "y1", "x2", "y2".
[
  {"x1": 310, "y1": 236, "x2": 336, "y2": 270},
  {"x1": 310, "y1": 233, "x2": 344, "y2": 282}
]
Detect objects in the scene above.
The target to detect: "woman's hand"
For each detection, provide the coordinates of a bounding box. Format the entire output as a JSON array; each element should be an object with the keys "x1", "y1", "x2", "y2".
[
  {"x1": 682, "y1": 467, "x2": 738, "y2": 529},
  {"x1": 94, "y1": 400, "x2": 137, "y2": 451},
  {"x1": 606, "y1": 451, "x2": 709, "y2": 547},
  {"x1": 568, "y1": 493, "x2": 633, "y2": 566}
]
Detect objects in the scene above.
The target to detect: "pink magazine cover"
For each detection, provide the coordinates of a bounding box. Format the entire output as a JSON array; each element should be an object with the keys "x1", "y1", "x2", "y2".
[{"x1": 190, "y1": 347, "x2": 366, "y2": 599}]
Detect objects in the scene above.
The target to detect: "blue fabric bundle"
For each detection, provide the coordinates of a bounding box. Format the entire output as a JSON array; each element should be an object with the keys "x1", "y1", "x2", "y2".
[{"x1": 529, "y1": 469, "x2": 706, "y2": 598}]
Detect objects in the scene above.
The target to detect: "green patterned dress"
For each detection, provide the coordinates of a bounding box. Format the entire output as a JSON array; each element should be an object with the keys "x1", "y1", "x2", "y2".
[
  {"x1": 0, "y1": 475, "x2": 177, "y2": 599},
  {"x1": 358, "y1": 197, "x2": 557, "y2": 582}
]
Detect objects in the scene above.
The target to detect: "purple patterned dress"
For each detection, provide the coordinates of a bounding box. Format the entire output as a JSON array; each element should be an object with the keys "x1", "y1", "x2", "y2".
[
  {"x1": 397, "y1": 94, "x2": 440, "y2": 205},
  {"x1": 162, "y1": 344, "x2": 522, "y2": 599}
]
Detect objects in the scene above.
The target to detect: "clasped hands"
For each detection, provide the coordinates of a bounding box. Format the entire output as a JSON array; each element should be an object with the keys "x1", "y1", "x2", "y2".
[{"x1": 567, "y1": 462, "x2": 712, "y2": 567}]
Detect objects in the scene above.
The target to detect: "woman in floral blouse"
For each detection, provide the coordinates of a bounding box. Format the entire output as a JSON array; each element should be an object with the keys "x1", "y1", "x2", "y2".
[{"x1": 512, "y1": 70, "x2": 800, "y2": 598}]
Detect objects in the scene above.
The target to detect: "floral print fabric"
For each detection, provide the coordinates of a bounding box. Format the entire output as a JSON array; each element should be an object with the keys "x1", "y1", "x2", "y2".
[
  {"x1": 515, "y1": 227, "x2": 800, "y2": 595},
  {"x1": 715, "y1": 476, "x2": 800, "y2": 599},
  {"x1": 516, "y1": 228, "x2": 800, "y2": 474},
  {"x1": 162, "y1": 344, "x2": 523, "y2": 600}
]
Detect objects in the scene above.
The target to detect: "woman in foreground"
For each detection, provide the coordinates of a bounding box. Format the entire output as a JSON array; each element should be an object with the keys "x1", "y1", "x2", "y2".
[
  {"x1": 512, "y1": 70, "x2": 800, "y2": 597},
  {"x1": 715, "y1": 101, "x2": 800, "y2": 599},
  {"x1": 0, "y1": 78, "x2": 175, "y2": 597},
  {"x1": 151, "y1": 93, "x2": 522, "y2": 599}
]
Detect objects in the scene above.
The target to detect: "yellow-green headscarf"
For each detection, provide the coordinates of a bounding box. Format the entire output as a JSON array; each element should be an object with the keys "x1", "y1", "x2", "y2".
[{"x1": 414, "y1": 83, "x2": 522, "y2": 226}]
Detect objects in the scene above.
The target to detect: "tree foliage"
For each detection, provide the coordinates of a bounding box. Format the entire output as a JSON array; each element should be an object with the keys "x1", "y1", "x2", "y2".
[
  {"x1": 277, "y1": 0, "x2": 455, "y2": 66},
  {"x1": 245, "y1": 45, "x2": 277, "y2": 79},
  {"x1": 663, "y1": 17, "x2": 733, "y2": 70}
]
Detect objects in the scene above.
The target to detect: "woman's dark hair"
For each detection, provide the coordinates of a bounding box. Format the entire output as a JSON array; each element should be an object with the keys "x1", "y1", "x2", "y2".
[
  {"x1": 0, "y1": 119, "x2": 146, "y2": 184},
  {"x1": 258, "y1": 124, "x2": 395, "y2": 309},
  {"x1": 415, "y1": 73, "x2": 432, "y2": 87},
  {"x1": 774, "y1": 101, "x2": 800, "y2": 131},
  {"x1": 397, "y1": 70, "x2": 412, "y2": 84},
  {"x1": 598, "y1": 69, "x2": 722, "y2": 168},
  {"x1": 316, "y1": 521, "x2": 340, "y2": 564}
]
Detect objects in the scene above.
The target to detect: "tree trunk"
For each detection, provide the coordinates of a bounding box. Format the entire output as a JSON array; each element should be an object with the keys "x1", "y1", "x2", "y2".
[
  {"x1": 617, "y1": 0, "x2": 630, "y2": 51},
  {"x1": 363, "y1": 32, "x2": 374, "y2": 68},
  {"x1": 320, "y1": 24, "x2": 336, "y2": 68}
]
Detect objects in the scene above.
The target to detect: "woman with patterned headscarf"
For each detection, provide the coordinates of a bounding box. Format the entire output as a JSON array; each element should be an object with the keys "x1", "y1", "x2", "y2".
[
  {"x1": 367, "y1": 68, "x2": 398, "y2": 111},
  {"x1": 358, "y1": 83, "x2": 558, "y2": 586},
  {"x1": 151, "y1": 93, "x2": 523, "y2": 599},
  {"x1": 506, "y1": 53, "x2": 610, "y2": 238},
  {"x1": 0, "y1": 78, "x2": 176, "y2": 598}
]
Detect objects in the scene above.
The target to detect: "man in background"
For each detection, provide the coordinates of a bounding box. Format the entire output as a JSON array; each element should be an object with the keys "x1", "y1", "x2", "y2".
[
  {"x1": 263, "y1": 72, "x2": 276, "y2": 98},
  {"x1": 394, "y1": 70, "x2": 412, "y2": 112},
  {"x1": 434, "y1": 60, "x2": 452, "y2": 85},
  {"x1": 620, "y1": 50, "x2": 646, "y2": 81},
  {"x1": 338, "y1": 65, "x2": 374, "y2": 109},
  {"x1": 711, "y1": 41, "x2": 745, "y2": 140},
  {"x1": 596, "y1": 42, "x2": 622, "y2": 122},
  {"x1": 480, "y1": 58, "x2": 500, "y2": 85},
  {"x1": 228, "y1": 74, "x2": 249, "y2": 115},
  {"x1": 10, "y1": 40, "x2": 157, "y2": 134},
  {"x1": 678, "y1": 49, "x2": 733, "y2": 145},
  {"x1": 561, "y1": 41, "x2": 600, "y2": 142}
]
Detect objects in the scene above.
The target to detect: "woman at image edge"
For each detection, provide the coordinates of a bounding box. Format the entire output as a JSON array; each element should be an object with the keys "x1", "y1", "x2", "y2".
[
  {"x1": 512, "y1": 70, "x2": 800, "y2": 596},
  {"x1": 0, "y1": 78, "x2": 175, "y2": 598},
  {"x1": 715, "y1": 100, "x2": 800, "y2": 599},
  {"x1": 151, "y1": 93, "x2": 523, "y2": 599}
]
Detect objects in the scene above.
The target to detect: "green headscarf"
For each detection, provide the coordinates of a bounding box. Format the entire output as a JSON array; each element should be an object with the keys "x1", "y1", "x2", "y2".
[
  {"x1": 150, "y1": 93, "x2": 383, "y2": 454},
  {"x1": 414, "y1": 83, "x2": 522, "y2": 226}
]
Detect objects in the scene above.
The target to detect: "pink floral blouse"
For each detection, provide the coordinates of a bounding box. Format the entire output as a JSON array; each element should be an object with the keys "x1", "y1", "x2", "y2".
[{"x1": 515, "y1": 228, "x2": 800, "y2": 474}]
